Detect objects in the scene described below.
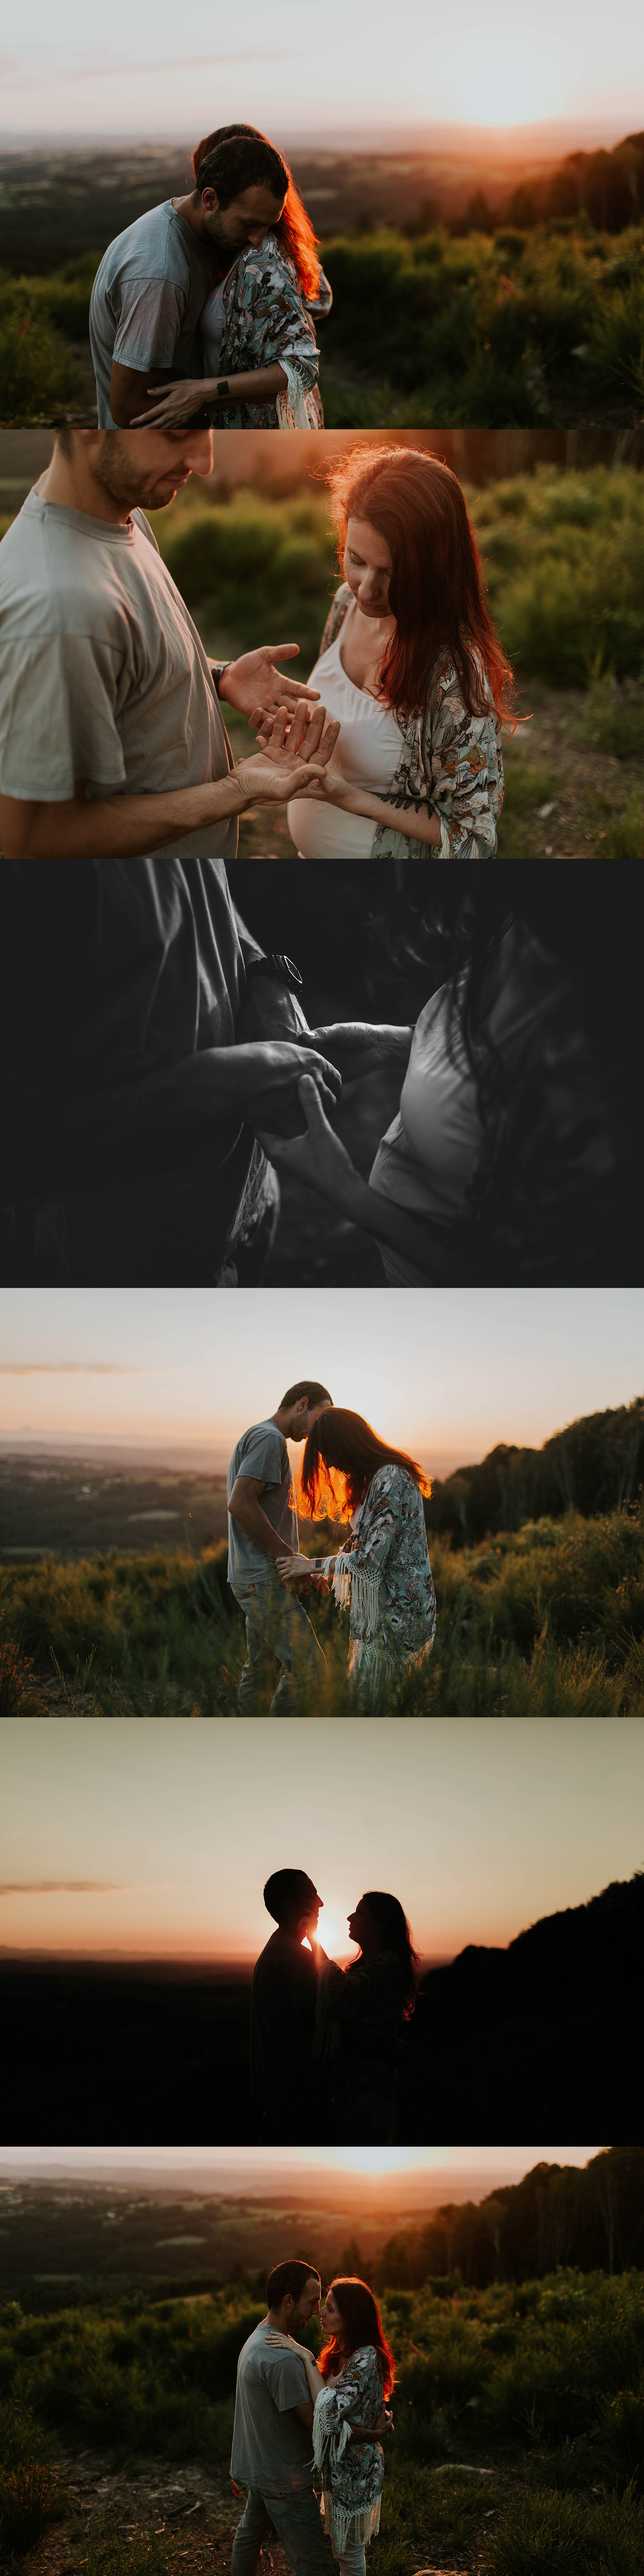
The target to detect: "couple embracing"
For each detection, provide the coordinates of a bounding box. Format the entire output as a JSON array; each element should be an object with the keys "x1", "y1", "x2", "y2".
[
  {"x1": 232, "y1": 2258, "x2": 394, "y2": 2576},
  {"x1": 251, "y1": 1868, "x2": 419, "y2": 2146},
  {"x1": 227, "y1": 1380, "x2": 436, "y2": 1713}
]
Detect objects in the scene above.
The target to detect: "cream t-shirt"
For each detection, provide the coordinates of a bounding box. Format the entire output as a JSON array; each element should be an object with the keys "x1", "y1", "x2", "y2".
[{"x1": 0, "y1": 488, "x2": 237, "y2": 866}]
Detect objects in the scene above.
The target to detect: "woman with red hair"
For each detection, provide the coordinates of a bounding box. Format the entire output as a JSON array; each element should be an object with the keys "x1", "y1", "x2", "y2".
[
  {"x1": 278, "y1": 1407, "x2": 436, "y2": 1701},
  {"x1": 276, "y1": 442, "x2": 507, "y2": 857},
  {"x1": 266, "y1": 2277, "x2": 395, "y2": 2576},
  {"x1": 137, "y1": 123, "x2": 330, "y2": 431}
]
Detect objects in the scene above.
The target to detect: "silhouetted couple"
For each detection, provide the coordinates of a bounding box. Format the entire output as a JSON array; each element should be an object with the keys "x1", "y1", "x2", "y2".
[
  {"x1": 250, "y1": 1868, "x2": 419, "y2": 2144},
  {"x1": 231, "y1": 2258, "x2": 395, "y2": 2576},
  {"x1": 226, "y1": 1380, "x2": 436, "y2": 1713}
]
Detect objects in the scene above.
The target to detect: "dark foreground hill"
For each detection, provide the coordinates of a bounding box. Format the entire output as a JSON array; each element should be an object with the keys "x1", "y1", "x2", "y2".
[{"x1": 2, "y1": 1872, "x2": 643, "y2": 2144}]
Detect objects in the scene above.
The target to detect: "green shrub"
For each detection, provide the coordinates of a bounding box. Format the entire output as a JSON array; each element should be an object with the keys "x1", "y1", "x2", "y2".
[
  {"x1": 0, "y1": 299, "x2": 83, "y2": 417},
  {"x1": 489, "y1": 2480, "x2": 644, "y2": 2575}
]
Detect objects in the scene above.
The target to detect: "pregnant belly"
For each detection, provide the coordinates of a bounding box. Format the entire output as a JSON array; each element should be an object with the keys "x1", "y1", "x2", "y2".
[{"x1": 286, "y1": 799, "x2": 378, "y2": 858}]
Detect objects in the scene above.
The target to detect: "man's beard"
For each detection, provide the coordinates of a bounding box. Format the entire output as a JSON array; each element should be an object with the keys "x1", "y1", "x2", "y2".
[{"x1": 91, "y1": 433, "x2": 174, "y2": 513}]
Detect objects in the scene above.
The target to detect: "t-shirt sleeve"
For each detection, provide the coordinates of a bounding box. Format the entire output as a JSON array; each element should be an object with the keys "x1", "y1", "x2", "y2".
[
  {"x1": 0, "y1": 635, "x2": 126, "y2": 801},
  {"x1": 262, "y1": 2351, "x2": 310, "y2": 2412},
  {"x1": 237, "y1": 1428, "x2": 286, "y2": 1489},
  {"x1": 111, "y1": 277, "x2": 187, "y2": 372}
]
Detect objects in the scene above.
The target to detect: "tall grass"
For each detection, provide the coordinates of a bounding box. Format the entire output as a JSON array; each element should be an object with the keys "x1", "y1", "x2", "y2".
[{"x1": 2, "y1": 1510, "x2": 642, "y2": 1713}]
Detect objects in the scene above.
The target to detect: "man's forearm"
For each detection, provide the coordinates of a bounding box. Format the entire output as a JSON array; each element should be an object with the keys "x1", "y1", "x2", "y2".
[
  {"x1": 229, "y1": 1498, "x2": 292, "y2": 1561},
  {"x1": 3, "y1": 776, "x2": 248, "y2": 863},
  {"x1": 3, "y1": 1044, "x2": 286, "y2": 1199}
]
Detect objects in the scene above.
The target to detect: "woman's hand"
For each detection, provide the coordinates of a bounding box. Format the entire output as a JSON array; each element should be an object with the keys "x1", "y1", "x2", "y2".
[
  {"x1": 130, "y1": 380, "x2": 209, "y2": 428},
  {"x1": 301, "y1": 1023, "x2": 414, "y2": 1081},
  {"x1": 220, "y1": 646, "x2": 320, "y2": 720},
  {"x1": 237, "y1": 705, "x2": 341, "y2": 804},
  {"x1": 257, "y1": 1073, "x2": 358, "y2": 1209},
  {"x1": 278, "y1": 1550, "x2": 319, "y2": 1586}
]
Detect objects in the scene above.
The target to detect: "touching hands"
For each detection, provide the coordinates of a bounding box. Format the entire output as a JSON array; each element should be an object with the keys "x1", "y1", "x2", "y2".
[
  {"x1": 234, "y1": 706, "x2": 340, "y2": 803},
  {"x1": 219, "y1": 644, "x2": 321, "y2": 720},
  {"x1": 241, "y1": 1045, "x2": 341, "y2": 1122},
  {"x1": 253, "y1": 708, "x2": 348, "y2": 805},
  {"x1": 130, "y1": 381, "x2": 208, "y2": 428},
  {"x1": 237, "y1": 703, "x2": 340, "y2": 804}
]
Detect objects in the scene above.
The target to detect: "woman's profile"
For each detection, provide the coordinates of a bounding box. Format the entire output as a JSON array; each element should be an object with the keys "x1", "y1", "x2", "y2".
[
  {"x1": 278, "y1": 1407, "x2": 436, "y2": 1697},
  {"x1": 267, "y1": 443, "x2": 509, "y2": 856}
]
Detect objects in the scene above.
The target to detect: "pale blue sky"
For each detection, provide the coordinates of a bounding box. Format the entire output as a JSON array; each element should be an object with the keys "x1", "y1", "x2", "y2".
[
  {"x1": 0, "y1": 1288, "x2": 642, "y2": 1480},
  {"x1": 1, "y1": 1716, "x2": 642, "y2": 1958},
  {"x1": 2, "y1": 2, "x2": 642, "y2": 139}
]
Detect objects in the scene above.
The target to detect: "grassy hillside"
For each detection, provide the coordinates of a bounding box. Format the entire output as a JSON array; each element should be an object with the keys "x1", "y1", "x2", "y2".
[
  {"x1": 2, "y1": 1507, "x2": 643, "y2": 1714},
  {"x1": 1, "y1": 2269, "x2": 644, "y2": 2574}
]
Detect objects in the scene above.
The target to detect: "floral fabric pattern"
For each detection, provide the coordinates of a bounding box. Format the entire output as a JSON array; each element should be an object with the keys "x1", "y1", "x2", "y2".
[
  {"x1": 321, "y1": 1463, "x2": 436, "y2": 1671},
  {"x1": 313, "y1": 2345, "x2": 384, "y2": 2556},
  {"x1": 211, "y1": 233, "x2": 328, "y2": 426},
  {"x1": 317, "y1": 583, "x2": 503, "y2": 859}
]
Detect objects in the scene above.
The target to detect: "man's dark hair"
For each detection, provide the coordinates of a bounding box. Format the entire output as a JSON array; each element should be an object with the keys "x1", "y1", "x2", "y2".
[
  {"x1": 280, "y1": 1381, "x2": 333, "y2": 1409},
  {"x1": 266, "y1": 2258, "x2": 320, "y2": 2309},
  {"x1": 264, "y1": 1869, "x2": 319, "y2": 1925},
  {"x1": 196, "y1": 132, "x2": 288, "y2": 209}
]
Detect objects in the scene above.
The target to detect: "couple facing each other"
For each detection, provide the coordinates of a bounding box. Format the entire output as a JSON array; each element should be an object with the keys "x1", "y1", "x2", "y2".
[
  {"x1": 250, "y1": 1869, "x2": 419, "y2": 2146},
  {"x1": 89, "y1": 121, "x2": 329, "y2": 430},
  {"x1": 227, "y1": 1382, "x2": 436, "y2": 1713},
  {"x1": 232, "y1": 2260, "x2": 394, "y2": 2576}
]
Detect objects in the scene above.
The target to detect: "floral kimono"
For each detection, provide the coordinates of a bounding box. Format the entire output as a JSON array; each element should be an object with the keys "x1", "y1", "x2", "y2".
[
  {"x1": 211, "y1": 233, "x2": 329, "y2": 426},
  {"x1": 318, "y1": 1463, "x2": 436, "y2": 1685},
  {"x1": 313, "y1": 2346, "x2": 385, "y2": 2557},
  {"x1": 314, "y1": 1949, "x2": 409, "y2": 2142},
  {"x1": 317, "y1": 583, "x2": 503, "y2": 858}
]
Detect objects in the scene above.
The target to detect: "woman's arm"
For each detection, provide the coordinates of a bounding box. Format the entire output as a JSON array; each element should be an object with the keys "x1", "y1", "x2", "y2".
[
  {"x1": 315, "y1": 778, "x2": 442, "y2": 849},
  {"x1": 260, "y1": 1076, "x2": 452, "y2": 1280},
  {"x1": 132, "y1": 366, "x2": 288, "y2": 427}
]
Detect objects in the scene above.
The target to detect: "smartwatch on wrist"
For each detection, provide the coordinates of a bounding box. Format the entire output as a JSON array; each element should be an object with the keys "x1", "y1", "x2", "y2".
[
  {"x1": 245, "y1": 952, "x2": 303, "y2": 995},
  {"x1": 210, "y1": 662, "x2": 231, "y2": 697}
]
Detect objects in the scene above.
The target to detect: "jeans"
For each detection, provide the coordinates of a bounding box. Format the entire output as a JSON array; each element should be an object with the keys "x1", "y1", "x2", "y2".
[
  {"x1": 336, "y1": 2548, "x2": 366, "y2": 2576},
  {"x1": 233, "y1": 1570, "x2": 326, "y2": 1713},
  {"x1": 231, "y1": 2485, "x2": 330, "y2": 2575}
]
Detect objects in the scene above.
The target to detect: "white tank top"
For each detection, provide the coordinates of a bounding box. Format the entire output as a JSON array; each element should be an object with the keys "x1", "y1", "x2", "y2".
[{"x1": 287, "y1": 607, "x2": 402, "y2": 858}]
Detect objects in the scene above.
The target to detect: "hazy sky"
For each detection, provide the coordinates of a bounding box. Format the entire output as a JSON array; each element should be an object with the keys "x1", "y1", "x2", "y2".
[
  {"x1": 2, "y1": 1716, "x2": 642, "y2": 1958},
  {"x1": 0, "y1": 1287, "x2": 642, "y2": 1482},
  {"x1": 2, "y1": 3, "x2": 642, "y2": 138},
  {"x1": 0, "y1": 2147, "x2": 604, "y2": 2194}
]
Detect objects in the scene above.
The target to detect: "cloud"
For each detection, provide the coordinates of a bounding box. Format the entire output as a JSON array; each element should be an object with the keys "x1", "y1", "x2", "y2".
[
  {"x1": 0, "y1": 1882, "x2": 130, "y2": 1896},
  {"x1": 0, "y1": 1364, "x2": 141, "y2": 1376}
]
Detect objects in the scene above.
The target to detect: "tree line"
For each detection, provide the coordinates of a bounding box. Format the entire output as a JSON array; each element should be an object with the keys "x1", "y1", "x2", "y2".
[
  {"x1": 425, "y1": 1395, "x2": 644, "y2": 1546},
  {"x1": 338, "y1": 2148, "x2": 644, "y2": 2294}
]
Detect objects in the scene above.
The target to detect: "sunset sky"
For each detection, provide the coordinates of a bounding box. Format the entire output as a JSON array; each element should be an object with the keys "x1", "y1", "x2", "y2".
[
  {"x1": 2, "y1": 1, "x2": 642, "y2": 140},
  {"x1": 1, "y1": 1287, "x2": 642, "y2": 1484},
  {"x1": 2, "y1": 1715, "x2": 643, "y2": 1960},
  {"x1": 0, "y1": 2147, "x2": 605, "y2": 2200}
]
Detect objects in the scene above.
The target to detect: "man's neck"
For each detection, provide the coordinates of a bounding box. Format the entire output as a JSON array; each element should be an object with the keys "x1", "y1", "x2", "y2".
[{"x1": 36, "y1": 457, "x2": 130, "y2": 527}]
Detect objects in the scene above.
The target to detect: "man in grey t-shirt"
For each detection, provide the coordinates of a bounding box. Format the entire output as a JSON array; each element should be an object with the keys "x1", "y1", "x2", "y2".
[
  {"x1": 227, "y1": 1379, "x2": 333, "y2": 1713},
  {"x1": 231, "y1": 2261, "x2": 327, "y2": 2575},
  {"x1": 0, "y1": 426, "x2": 340, "y2": 1286}
]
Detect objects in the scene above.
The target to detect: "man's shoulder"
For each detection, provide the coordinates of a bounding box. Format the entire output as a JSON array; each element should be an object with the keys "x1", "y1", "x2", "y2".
[
  {"x1": 237, "y1": 1420, "x2": 286, "y2": 1464},
  {"x1": 98, "y1": 200, "x2": 186, "y2": 284},
  {"x1": 0, "y1": 497, "x2": 87, "y2": 632}
]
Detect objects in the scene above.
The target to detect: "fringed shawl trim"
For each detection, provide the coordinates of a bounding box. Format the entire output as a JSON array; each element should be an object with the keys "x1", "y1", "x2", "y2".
[
  {"x1": 313, "y1": 2390, "x2": 382, "y2": 2556},
  {"x1": 331, "y1": 1552, "x2": 381, "y2": 1636}
]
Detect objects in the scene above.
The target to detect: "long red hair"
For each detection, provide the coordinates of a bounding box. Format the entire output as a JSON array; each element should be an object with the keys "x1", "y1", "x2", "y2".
[
  {"x1": 191, "y1": 124, "x2": 321, "y2": 300},
  {"x1": 300, "y1": 1408, "x2": 428, "y2": 1522},
  {"x1": 320, "y1": 2278, "x2": 395, "y2": 2400},
  {"x1": 324, "y1": 443, "x2": 515, "y2": 724}
]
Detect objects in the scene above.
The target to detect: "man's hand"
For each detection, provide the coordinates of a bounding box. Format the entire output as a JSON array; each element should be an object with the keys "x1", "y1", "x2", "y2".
[
  {"x1": 219, "y1": 645, "x2": 321, "y2": 720},
  {"x1": 376, "y1": 2406, "x2": 394, "y2": 2442}
]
